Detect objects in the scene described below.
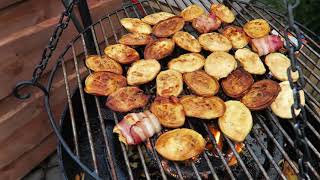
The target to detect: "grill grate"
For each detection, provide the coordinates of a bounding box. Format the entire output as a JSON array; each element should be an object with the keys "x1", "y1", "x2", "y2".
[{"x1": 48, "y1": 0, "x2": 320, "y2": 179}]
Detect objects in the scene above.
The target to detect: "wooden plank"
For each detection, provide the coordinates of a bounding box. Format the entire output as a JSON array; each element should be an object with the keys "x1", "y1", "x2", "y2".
[{"x1": 0, "y1": 0, "x2": 24, "y2": 10}]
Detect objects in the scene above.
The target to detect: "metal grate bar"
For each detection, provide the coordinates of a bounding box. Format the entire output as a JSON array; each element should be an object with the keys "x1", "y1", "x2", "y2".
[{"x1": 148, "y1": 139, "x2": 168, "y2": 180}]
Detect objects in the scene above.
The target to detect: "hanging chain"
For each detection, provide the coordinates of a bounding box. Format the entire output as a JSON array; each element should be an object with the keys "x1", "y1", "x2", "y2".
[{"x1": 283, "y1": 0, "x2": 311, "y2": 179}]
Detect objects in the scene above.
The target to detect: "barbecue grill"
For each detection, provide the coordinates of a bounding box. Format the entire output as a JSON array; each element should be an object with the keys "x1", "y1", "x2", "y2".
[{"x1": 13, "y1": 0, "x2": 320, "y2": 179}]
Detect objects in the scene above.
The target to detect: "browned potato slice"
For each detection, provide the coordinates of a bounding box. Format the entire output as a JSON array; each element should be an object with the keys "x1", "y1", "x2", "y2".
[
  {"x1": 84, "y1": 72, "x2": 127, "y2": 96},
  {"x1": 222, "y1": 26, "x2": 250, "y2": 49},
  {"x1": 127, "y1": 59, "x2": 161, "y2": 85},
  {"x1": 119, "y1": 33, "x2": 153, "y2": 46},
  {"x1": 141, "y1": 12, "x2": 175, "y2": 25},
  {"x1": 144, "y1": 38, "x2": 175, "y2": 60},
  {"x1": 152, "y1": 16, "x2": 185, "y2": 38},
  {"x1": 85, "y1": 55, "x2": 123, "y2": 74},
  {"x1": 265, "y1": 53, "x2": 299, "y2": 82},
  {"x1": 173, "y1": 31, "x2": 201, "y2": 52},
  {"x1": 168, "y1": 53, "x2": 205, "y2": 73},
  {"x1": 104, "y1": 44, "x2": 140, "y2": 64},
  {"x1": 180, "y1": 95, "x2": 226, "y2": 119},
  {"x1": 183, "y1": 70, "x2": 220, "y2": 97},
  {"x1": 181, "y1": 4, "x2": 205, "y2": 21},
  {"x1": 120, "y1": 18, "x2": 152, "y2": 34},
  {"x1": 199, "y1": 32, "x2": 232, "y2": 52},
  {"x1": 156, "y1": 70, "x2": 183, "y2": 97},
  {"x1": 243, "y1": 19, "x2": 271, "y2": 38},
  {"x1": 204, "y1": 51, "x2": 237, "y2": 80},
  {"x1": 218, "y1": 101, "x2": 253, "y2": 142},
  {"x1": 235, "y1": 48, "x2": 266, "y2": 75},
  {"x1": 150, "y1": 96, "x2": 185, "y2": 128},
  {"x1": 155, "y1": 128, "x2": 206, "y2": 161},
  {"x1": 210, "y1": 3, "x2": 235, "y2": 23}
]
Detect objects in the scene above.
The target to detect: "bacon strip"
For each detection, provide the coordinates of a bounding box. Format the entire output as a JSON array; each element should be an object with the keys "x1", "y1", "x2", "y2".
[
  {"x1": 192, "y1": 13, "x2": 221, "y2": 34},
  {"x1": 251, "y1": 35, "x2": 283, "y2": 56}
]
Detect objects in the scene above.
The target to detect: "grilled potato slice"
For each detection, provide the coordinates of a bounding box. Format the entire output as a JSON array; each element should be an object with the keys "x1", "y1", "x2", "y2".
[
  {"x1": 84, "y1": 72, "x2": 127, "y2": 96},
  {"x1": 120, "y1": 18, "x2": 152, "y2": 34},
  {"x1": 235, "y1": 48, "x2": 266, "y2": 75},
  {"x1": 152, "y1": 16, "x2": 185, "y2": 38},
  {"x1": 180, "y1": 95, "x2": 226, "y2": 119},
  {"x1": 85, "y1": 55, "x2": 123, "y2": 74},
  {"x1": 127, "y1": 59, "x2": 161, "y2": 85},
  {"x1": 150, "y1": 96, "x2": 185, "y2": 128},
  {"x1": 156, "y1": 70, "x2": 183, "y2": 97},
  {"x1": 155, "y1": 128, "x2": 206, "y2": 161},
  {"x1": 243, "y1": 19, "x2": 270, "y2": 38},
  {"x1": 106, "y1": 87, "x2": 149, "y2": 112},
  {"x1": 183, "y1": 70, "x2": 220, "y2": 97},
  {"x1": 119, "y1": 33, "x2": 153, "y2": 46},
  {"x1": 173, "y1": 31, "x2": 201, "y2": 52},
  {"x1": 181, "y1": 4, "x2": 205, "y2": 21},
  {"x1": 104, "y1": 44, "x2": 140, "y2": 64},
  {"x1": 199, "y1": 32, "x2": 232, "y2": 52},
  {"x1": 210, "y1": 3, "x2": 235, "y2": 23},
  {"x1": 265, "y1": 53, "x2": 299, "y2": 82},
  {"x1": 168, "y1": 53, "x2": 205, "y2": 73},
  {"x1": 144, "y1": 38, "x2": 175, "y2": 60},
  {"x1": 218, "y1": 101, "x2": 252, "y2": 142},
  {"x1": 271, "y1": 81, "x2": 305, "y2": 119},
  {"x1": 141, "y1": 12, "x2": 175, "y2": 25},
  {"x1": 204, "y1": 51, "x2": 237, "y2": 80},
  {"x1": 222, "y1": 26, "x2": 250, "y2": 49}
]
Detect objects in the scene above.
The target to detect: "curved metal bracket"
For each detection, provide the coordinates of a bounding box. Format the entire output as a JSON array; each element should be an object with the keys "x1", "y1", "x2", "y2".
[{"x1": 13, "y1": 80, "x2": 49, "y2": 100}]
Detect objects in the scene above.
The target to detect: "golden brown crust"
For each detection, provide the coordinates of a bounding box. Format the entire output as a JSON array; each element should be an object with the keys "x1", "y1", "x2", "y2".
[
  {"x1": 85, "y1": 55, "x2": 123, "y2": 74},
  {"x1": 243, "y1": 19, "x2": 271, "y2": 38},
  {"x1": 152, "y1": 16, "x2": 185, "y2": 38},
  {"x1": 144, "y1": 38, "x2": 175, "y2": 60},
  {"x1": 181, "y1": 4, "x2": 205, "y2": 21},
  {"x1": 168, "y1": 53, "x2": 205, "y2": 73},
  {"x1": 127, "y1": 59, "x2": 161, "y2": 85},
  {"x1": 234, "y1": 48, "x2": 266, "y2": 75},
  {"x1": 141, "y1": 12, "x2": 175, "y2": 25},
  {"x1": 222, "y1": 26, "x2": 250, "y2": 49},
  {"x1": 199, "y1": 32, "x2": 232, "y2": 52},
  {"x1": 210, "y1": 3, "x2": 235, "y2": 23},
  {"x1": 119, "y1": 33, "x2": 153, "y2": 46},
  {"x1": 173, "y1": 31, "x2": 201, "y2": 53},
  {"x1": 156, "y1": 70, "x2": 183, "y2": 97},
  {"x1": 104, "y1": 44, "x2": 140, "y2": 64},
  {"x1": 120, "y1": 18, "x2": 152, "y2": 34}
]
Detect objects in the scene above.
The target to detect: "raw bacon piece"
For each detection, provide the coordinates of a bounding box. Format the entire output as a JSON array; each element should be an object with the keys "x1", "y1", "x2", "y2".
[{"x1": 251, "y1": 35, "x2": 283, "y2": 56}]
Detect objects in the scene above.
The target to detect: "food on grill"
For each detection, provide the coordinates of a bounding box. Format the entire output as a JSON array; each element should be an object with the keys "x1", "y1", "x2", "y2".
[
  {"x1": 113, "y1": 111, "x2": 162, "y2": 145},
  {"x1": 120, "y1": 18, "x2": 152, "y2": 34},
  {"x1": 150, "y1": 96, "x2": 185, "y2": 128},
  {"x1": 192, "y1": 13, "x2": 221, "y2": 34},
  {"x1": 181, "y1": 4, "x2": 205, "y2": 21},
  {"x1": 85, "y1": 55, "x2": 123, "y2": 74},
  {"x1": 265, "y1": 53, "x2": 299, "y2": 82},
  {"x1": 144, "y1": 38, "x2": 175, "y2": 60},
  {"x1": 210, "y1": 3, "x2": 235, "y2": 23},
  {"x1": 141, "y1": 12, "x2": 175, "y2": 25},
  {"x1": 221, "y1": 68, "x2": 254, "y2": 98},
  {"x1": 119, "y1": 33, "x2": 153, "y2": 46},
  {"x1": 241, "y1": 80, "x2": 280, "y2": 110},
  {"x1": 152, "y1": 16, "x2": 185, "y2": 38},
  {"x1": 183, "y1": 70, "x2": 220, "y2": 97},
  {"x1": 199, "y1": 32, "x2": 232, "y2": 52},
  {"x1": 156, "y1": 70, "x2": 183, "y2": 97},
  {"x1": 222, "y1": 26, "x2": 250, "y2": 49},
  {"x1": 106, "y1": 86, "x2": 149, "y2": 112},
  {"x1": 127, "y1": 59, "x2": 161, "y2": 85},
  {"x1": 235, "y1": 48, "x2": 266, "y2": 75},
  {"x1": 168, "y1": 53, "x2": 205, "y2": 73},
  {"x1": 84, "y1": 72, "x2": 127, "y2": 96},
  {"x1": 243, "y1": 19, "x2": 271, "y2": 38},
  {"x1": 218, "y1": 101, "x2": 253, "y2": 142},
  {"x1": 251, "y1": 35, "x2": 283, "y2": 56},
  {"x1": 172, "y1": 31, "x2": 201, "y2": 53},
  {"x1": 204, "y1": 51, "x2": 237, "y2": 79},
  {"x1": 104, "y1": 44, "x2": 140, "y2": 64},
  {"x1": 180, "y1": 95, "x2": 226, "y2": 119},
  {"x1": 271, "y1": 81, "x2": 305, "y2": 119},
  {"x1": 155, "y1": 128, "x2": 206, "y2": 161}
]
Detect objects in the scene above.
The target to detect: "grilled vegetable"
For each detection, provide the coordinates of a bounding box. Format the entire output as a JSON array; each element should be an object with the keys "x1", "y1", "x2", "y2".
[
  {"x1": 168, "y1": 53, "x2": 205, "y2": 73},
  {"x1": 127, "y1": 59, "x2": 161, "y2": 85},
  {"x1": 243, "y1": 19, "x2": 270, "y2": 38},
  {"x1": 155, "y1": 128, "x2": 206, "y2": 161},
  {"x1": 192, "y1": 13, "x2": 221, "y2": 34},
  {"x1": 173, "y1": 31, "x2": 201, "y2": 53},
  {"x1": 104, "y1": 44, "x2": 140, "y2": 64},
  {"x1": 119, "y1": 33, "x2": 153, "y2": 46},
  {"x1": 199, "y1": 32, "x2": 232, "y2": 52},
  {"x1": 156, "y1": 70, "x2": 183, "y2": 97},
  {"x1": 251, "y1": 35, "x2": 283, "y2": 56},
  {"x1": 141, "y1": 12, "x2": 175, "y2": 25},
  {"x1": 152, "y1": 16, "x2": 185, "y2": 38},
  {"x1": 144, "y1": 38, "x2": 175, "y2": 60},
  {"x1": 85, "y1": 55, "x2": 123, "y2": 74},
  {"x1": 210, "y1": 3, "x2": 235, "y2": 23},
  {"x1": 222, "y1": 26, "x2": 250, "y2": 49},
  {"x1": 181, "y1": 4, "x2": 205, "y2": 21},
  {"x1": 120, "y1": 18, "x2": 152, "y2": 34},
  {"x1": 235, "y1": 48, "x2": 266, "y2": 75}
]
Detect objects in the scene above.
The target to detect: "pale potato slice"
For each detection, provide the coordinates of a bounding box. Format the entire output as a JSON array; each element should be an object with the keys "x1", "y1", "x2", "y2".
[
  {"x1": 120, "y1": 18, "x2": 152, "y2": 34},
  {"x1": 243, "y1": 19, "x2": 271, "y2": 38},
  {"x1": 235, "y1": 48, "x2": 266, "y2": 75},
  {"x1": 168, "y1": 53, "x2": 205, "y2": 73},
  {"x1": 265, "y1": 53, "x2": 299, "y2": 82},
  {"x1": 127, "y1": 59, "x2": 161, "y2": 85},
  {"x1": 85, "y1": 55, "x2": 123, "y2": 74},
  {"x1": 210, "y1": 3, "x2": 235, "y2": 23},
  {"x1": 218, "y1": 101, "x2": 253, "y2": 142},
  {"x1": 156, "y1": 70, "x2": 183, "y2": 97},
  {"x1": 104, "y1": 44, "x2": 139, "y2": 64},
  {"x1": 181, "y1": 4, "x2": 205, "y2": 21},
  {"x1": 271, "y1": 81, "x2": 305, "y2": 119},
  {"x1": 204, "y1": 51, "x2": 237, "y2": 79},
  {"x1": 173, "y1": 31, "x2": 201, "y2": 52},
  {"x1": 119, "y1": 33, "x2": 153, "y2": 46},
  {"x1": 222, "y1": 26, "x2": 250, "y2": 49},
  {"x1": 199, "y1": 32, "x2": 232, "y2": 52},
  {"x1": 141, "y1": 12, "x2": 175, "y2": 25}
]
